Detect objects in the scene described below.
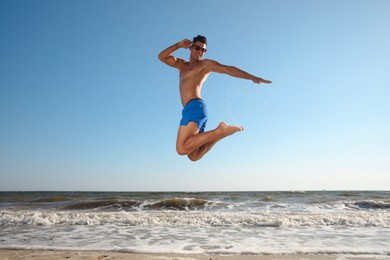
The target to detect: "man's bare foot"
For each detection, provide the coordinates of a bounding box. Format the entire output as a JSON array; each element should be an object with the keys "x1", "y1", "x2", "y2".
[{"x1": 217, "y1": 122, "x2": 244, "y2": 136}]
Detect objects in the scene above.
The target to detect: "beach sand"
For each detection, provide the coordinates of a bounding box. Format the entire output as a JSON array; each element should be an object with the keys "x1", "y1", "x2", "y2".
[{"x1": 0, "y1": 249, "x2": 376, "y2": 260}]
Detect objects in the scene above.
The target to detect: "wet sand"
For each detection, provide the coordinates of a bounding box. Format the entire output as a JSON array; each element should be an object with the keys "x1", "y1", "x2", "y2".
[{"x1": 0, "y1": 249, "x2": 376, "y2": 260}]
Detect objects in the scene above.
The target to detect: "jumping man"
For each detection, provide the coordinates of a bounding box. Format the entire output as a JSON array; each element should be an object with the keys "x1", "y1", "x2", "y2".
[{"x1": 158, "y1": 35, "x2": 272, "y2": 161}]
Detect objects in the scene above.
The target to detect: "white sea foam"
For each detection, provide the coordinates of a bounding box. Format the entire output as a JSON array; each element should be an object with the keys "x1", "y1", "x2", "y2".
[
  {"x1": 1, "y1": 209, "x2": 389, "y2": 228},
  {"x1": 1, "y1": 224, "x2": 389, "y2": 258}
]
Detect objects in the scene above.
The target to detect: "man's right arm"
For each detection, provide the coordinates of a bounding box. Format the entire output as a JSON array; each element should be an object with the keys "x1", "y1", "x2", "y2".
[{"x1": 158, "y1": 39, "x2": 191, "y2": 69}]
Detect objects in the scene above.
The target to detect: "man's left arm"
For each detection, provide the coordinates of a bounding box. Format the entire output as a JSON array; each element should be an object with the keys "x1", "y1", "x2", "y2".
[{"x1": 206, "y1": 60, "x2": 272, "y2": 84}]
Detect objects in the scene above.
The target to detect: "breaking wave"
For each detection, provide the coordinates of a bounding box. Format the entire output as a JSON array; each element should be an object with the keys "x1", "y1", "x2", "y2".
[
  {"x1": 1, "y1": 209, "x2": 389, "y2": 228},
  {"x1": 62, "y1": 198, "x2": 211, "y2": 211},
  {"x1": 346, "y1": 200, "x2": 390, "y2": 210}
]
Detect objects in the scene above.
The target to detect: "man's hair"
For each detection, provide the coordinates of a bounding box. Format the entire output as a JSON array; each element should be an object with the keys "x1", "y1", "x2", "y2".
[{"x1": 193, "y1": 35, "x2": 207, "y2": 45}]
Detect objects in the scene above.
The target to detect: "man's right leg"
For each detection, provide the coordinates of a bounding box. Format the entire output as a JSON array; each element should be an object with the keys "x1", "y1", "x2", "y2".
[{"x1": 176, "y1": 122, "x2": 243, "y2": 161}]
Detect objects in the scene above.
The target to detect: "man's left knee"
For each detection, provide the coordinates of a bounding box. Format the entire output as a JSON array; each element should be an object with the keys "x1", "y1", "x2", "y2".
[{"x1": 176, "y1": 145, "x2": 188, "y2": 156}]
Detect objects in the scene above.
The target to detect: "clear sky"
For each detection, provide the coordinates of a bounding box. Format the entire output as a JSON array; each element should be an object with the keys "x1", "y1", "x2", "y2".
[{"x1": 1, "y1": 0, "x2": 389, "y2": 191}]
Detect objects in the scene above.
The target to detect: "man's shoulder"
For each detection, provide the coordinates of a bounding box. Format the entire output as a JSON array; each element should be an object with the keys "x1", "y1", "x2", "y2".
[
  {"x1": 177, "y1": 58, "x2": 189, "y2": 66},
  {"x1": 177, "y1": 58, "x2": 188, "y2": 63},
  {"x1": 202, "y1": 59, "x2": 220, "y2": 67},
  {"x1": 202, "y1": 58, "x2": 216, "y2": 63},
  {"x1": 202, "y1": 59, "x2": 222, "y2": 71},
  {"x1": 176, "y1": 58, "x2": 189, "y2": 71}
]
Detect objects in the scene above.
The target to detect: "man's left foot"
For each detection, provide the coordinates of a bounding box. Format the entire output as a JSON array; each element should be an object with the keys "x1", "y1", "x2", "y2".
[{"x1": 217, "y1": 122, "x2": 243, "y2": 136}]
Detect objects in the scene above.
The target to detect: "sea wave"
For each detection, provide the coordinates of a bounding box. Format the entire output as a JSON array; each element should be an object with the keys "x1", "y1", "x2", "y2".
[
  {"x1": 346, "y1": 200, "x2": 390, "y2": 210},
  {"x1": 10, "y1": 197, "x2": 390, "y2": 213},
  {"x1": 32, "y1": 196, "x2": 72, "y2": 203},
  {"x1": 1, "y1": 209, "x2": 389, "y2": 228},
  {"x1": 3, "y1": 192, "x2": 390, "y2": 213},
  {"x1": 63, "y1": 200, "x2": 141, "y2": 210},
  {"x1": 62, "y1": 198, "x2": 213, "y2": 211}
]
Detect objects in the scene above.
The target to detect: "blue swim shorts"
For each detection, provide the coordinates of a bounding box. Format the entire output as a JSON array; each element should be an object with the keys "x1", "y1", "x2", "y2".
[{"x1": 180, "y1": 98, "x2": 208, "y2": 133}]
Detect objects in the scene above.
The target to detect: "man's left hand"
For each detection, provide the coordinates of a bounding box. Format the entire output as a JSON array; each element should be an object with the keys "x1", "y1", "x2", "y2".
[{"x1": 253, "y1": 77, "x2": 272, "y2": 84}]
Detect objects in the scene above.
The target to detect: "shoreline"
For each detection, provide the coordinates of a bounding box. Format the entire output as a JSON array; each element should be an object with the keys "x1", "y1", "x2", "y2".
[{"x1": 0, "y1": 249, "x2": 380, "y2": 260}]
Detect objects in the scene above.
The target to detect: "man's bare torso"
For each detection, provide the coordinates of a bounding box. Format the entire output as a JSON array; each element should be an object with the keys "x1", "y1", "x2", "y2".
[{"x1": 179, "y1": 59, "x2": 211, "y2": 106}]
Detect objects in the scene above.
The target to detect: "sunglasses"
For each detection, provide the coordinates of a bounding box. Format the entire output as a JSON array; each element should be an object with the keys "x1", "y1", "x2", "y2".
[{"x1": 192, "y1": 45, "x2": 207, "y2": 53}]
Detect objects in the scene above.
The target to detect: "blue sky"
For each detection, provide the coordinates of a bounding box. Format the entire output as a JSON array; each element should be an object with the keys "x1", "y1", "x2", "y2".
[{"x1": 1, "y1": 0, "x2": 389, "y2": 191}]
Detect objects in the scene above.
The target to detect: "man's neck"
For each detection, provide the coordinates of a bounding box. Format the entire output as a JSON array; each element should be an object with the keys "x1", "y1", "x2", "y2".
[{"x1": 189, "y1": 58, "x2": 201, "y2": 64}]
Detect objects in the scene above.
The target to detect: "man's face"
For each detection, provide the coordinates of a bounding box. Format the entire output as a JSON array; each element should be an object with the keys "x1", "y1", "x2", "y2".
[{"x1": 190, "y1": 41, "x2": 207, "y2": 61}]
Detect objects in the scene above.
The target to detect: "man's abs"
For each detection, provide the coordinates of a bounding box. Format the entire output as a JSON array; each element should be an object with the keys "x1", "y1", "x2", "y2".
[{"x1": 179, "y1": 83, "x2": 202, "y2": 106}]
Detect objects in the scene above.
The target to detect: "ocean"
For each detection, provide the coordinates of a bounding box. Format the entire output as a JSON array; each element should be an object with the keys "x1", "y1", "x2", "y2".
[{"x1": 0, "y1": 191, "x2": 389, "y2": 258}]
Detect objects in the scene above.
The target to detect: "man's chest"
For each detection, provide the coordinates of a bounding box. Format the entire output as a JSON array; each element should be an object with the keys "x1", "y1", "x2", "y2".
[{"x1": 180, "y1": 64, "x2": 209, "y2": 82}]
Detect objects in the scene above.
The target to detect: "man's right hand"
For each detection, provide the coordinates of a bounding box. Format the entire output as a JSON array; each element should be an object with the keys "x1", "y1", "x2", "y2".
[
  {"x1": 159, "y1": 40, "x2": 189, "y2": 69},
  {"x1": 178, "y1": 39, "x2": 192, "y2": 49}
]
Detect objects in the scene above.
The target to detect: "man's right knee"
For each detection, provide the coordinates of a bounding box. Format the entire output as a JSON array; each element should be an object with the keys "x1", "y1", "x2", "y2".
[{"x1": 187, "y1": 153, "x2": 202, "y2": 162}]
